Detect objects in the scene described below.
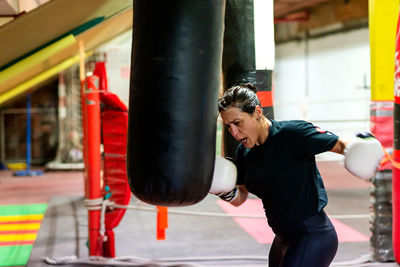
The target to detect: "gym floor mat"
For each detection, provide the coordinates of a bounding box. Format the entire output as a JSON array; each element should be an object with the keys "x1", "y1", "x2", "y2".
[{"x1": 0, "y1": 203, "x2": 47, "y2": 267}]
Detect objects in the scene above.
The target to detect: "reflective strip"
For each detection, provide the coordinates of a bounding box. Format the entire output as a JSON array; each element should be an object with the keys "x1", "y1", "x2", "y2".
[
  {"x1": 104, "y1": 153, "x2": 126, "y2": 159},
  {"x1": 371, "y1": 109, "x2": 393, "y2": 117}
]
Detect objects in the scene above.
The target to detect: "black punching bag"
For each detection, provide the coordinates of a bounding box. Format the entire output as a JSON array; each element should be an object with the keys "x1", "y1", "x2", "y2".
[
  {"x1": 222, "y1": 0, "x2": 274, "y2": 160},
  {"x1": 127, "y1": 0, "x2": 225, "y2": 206}
]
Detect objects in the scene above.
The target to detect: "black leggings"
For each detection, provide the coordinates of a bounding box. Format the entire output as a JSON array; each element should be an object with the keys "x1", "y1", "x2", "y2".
[{"x1": 268, "y1": 211, "x2": 338, "y2": 267}]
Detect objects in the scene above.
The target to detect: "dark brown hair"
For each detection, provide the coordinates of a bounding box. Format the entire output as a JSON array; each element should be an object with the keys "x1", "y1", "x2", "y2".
[{"x1": 218, "y1": 83, "x2": 261, "y2": 115}]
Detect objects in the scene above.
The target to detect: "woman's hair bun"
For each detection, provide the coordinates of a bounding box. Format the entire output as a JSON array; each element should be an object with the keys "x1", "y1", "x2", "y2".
[{"x1": 244, "y1": 83, "x2": 257, "y2": 93}]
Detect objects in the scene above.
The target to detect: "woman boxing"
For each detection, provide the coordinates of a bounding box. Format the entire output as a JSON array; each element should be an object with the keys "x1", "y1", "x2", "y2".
[{"x1": 217, "y1": 83, "x2": 347, "y2": 267}]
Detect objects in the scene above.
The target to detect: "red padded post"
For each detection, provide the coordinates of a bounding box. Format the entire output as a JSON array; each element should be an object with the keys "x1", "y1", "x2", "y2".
[
  {"x1": 85, "y1": 76, "x2": 102, "y2": 256},
  {"x1": 393, "y1": 8, "x2": 400, "y2": 263}
]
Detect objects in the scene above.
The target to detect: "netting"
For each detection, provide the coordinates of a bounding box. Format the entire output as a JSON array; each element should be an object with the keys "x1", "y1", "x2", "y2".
[{"x1": 46, "y1": 64, "x2": 84, "y2": 169}]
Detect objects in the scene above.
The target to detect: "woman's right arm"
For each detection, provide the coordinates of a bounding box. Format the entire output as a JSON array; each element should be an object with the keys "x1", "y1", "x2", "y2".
[{"x1": 230, "y1": 185, "x2": 249, "y2": 207}]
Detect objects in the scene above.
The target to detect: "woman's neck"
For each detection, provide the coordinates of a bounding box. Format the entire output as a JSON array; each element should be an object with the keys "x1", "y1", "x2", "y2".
[{"x1": 256, "y1": 117, "x2": 271, "y2": 146}]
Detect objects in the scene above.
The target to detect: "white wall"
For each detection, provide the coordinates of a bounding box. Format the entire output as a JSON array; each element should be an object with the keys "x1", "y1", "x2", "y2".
[
  {"x1": 97, "y1": 31, "x2": 132, "y2": 106},
  {"x1": 98, "y1": 27, "x2": 371, "y2": 160},
  {"x1": 274, "y1": 28, "x2": 371, "y2": 160}
]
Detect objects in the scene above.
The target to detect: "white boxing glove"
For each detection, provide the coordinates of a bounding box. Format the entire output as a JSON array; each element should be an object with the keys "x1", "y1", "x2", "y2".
[
  {"x1": 210, "y1": 156, "x2": 237, "y2": 196},
  {"x1": 344, "y1": 133, "x2": 384, "y2": 180}
]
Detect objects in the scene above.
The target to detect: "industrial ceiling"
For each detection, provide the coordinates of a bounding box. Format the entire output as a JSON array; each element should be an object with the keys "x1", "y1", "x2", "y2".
[{"x1": 0, "y1": 0, "x2": 367, "y2": 105}]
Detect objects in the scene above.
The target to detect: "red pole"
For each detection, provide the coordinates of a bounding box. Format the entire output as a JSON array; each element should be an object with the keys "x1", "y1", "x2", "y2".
[
  {"x1": 85, "y1": 75, "x2": 102, "y2": 256},
  {"x1": 393, "y1": 7, "x2": 400, "y2": 263}
]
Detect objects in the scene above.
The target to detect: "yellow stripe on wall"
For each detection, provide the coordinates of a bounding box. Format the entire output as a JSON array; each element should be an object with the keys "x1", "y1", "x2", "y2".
[
  {"x1": 0, "y1": 35, "x2": 76, "y2": 85},
  {"x1": 0, "y1": 223, "x2": 41, "y2": 231},
  {"x1": 0, "y1": 214, "x2": 43, "y2": 222},
  {"x1": 0, "y1": 233, "x2": 37, "y2": 242},
  {"x1": 369, "y1": 0, "x2": 400, "y2": 101},
  {"x1": 0, "y1": 51, "x2": 93, "y2": 106}
]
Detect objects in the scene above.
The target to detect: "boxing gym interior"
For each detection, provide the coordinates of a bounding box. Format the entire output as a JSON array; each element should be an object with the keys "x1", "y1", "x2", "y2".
[{"x1": 0, "y1": 0, "x2": 399, "y2": 266}]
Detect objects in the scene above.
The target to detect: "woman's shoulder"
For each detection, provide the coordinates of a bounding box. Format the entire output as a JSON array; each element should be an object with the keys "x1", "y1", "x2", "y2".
[
  {"x1": 274, "y1": 119, "x2": 309, "y2": 126},
  {"x1": 272, "y1": 119, "x2": 311, "y2": 133}
]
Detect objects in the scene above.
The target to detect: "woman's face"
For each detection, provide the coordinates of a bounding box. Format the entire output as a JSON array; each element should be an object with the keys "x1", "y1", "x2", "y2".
[{"x1": 220, "y1": 107, "x2": 261, "y2": 148}]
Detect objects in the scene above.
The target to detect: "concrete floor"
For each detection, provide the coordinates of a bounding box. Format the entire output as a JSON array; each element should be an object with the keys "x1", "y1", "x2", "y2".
[{"x1": 0, "y1": 161, "x2": 399, "y2": 266}]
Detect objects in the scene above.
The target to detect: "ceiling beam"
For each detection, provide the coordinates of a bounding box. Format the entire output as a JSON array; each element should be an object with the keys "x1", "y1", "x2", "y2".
[
  {"x1": 0, "y1": 0, "x2": 132, "y2": 68},
  {"x1": 0, "y1": 0, "x2": 18, "y2": 16},
  {"x1": 0, "y1": 8, "x2": 133, "y2": 94}
]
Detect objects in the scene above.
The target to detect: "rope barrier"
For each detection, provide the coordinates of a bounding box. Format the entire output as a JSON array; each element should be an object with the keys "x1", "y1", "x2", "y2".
[
  {"x1": 84, "y1": 198, "x2": 104, "y2": 210},
  {"x1": 45, "y1": 198, "x2": 372, "y2": 267},
  {"x1": 85, "y1": 198, "x2": 370, "y2": 220},
  {"x1": 380, "y1": 145, "x2": 400, "y2": 169},
  {"x1": 99, "y1": 199, "x2": 111, "y2": 242},
  {"x1": 42, "y1": 253, "x2": 372, "y2": 266}
]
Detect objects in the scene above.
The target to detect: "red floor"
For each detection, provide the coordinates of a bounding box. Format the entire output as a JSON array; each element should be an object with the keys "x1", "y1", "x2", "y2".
[
  {"x1": 0, "y1": 169, "x2": 84, "y2": 205},
  {"x1": 318, "y1": 161, "x2": 371, "y2": 190}
]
